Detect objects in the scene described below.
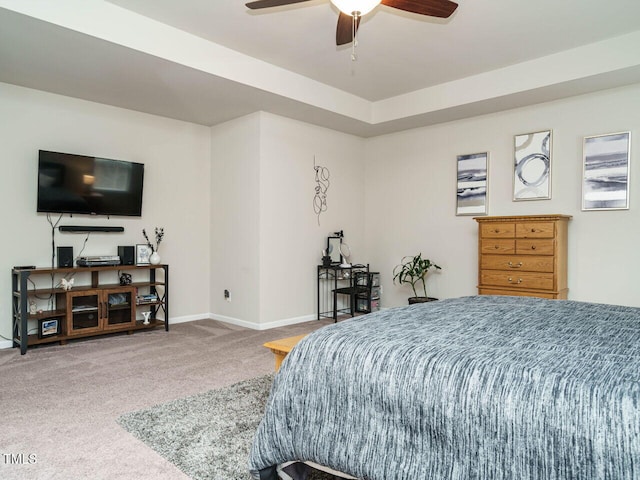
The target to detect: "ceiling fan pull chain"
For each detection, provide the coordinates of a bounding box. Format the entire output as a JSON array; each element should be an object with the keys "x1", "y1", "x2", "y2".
[{"x1": 351, "y1": 12, "x2": 359, "y2": 61}]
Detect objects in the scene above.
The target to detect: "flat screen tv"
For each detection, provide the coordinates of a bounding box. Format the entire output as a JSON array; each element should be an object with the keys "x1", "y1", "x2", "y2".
[{"x1": 37, "y1": 150, "x2": 144, "y2": 216}]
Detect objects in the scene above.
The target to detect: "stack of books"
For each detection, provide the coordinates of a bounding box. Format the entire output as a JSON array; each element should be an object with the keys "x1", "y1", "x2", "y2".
[{"x1": 137, "y1": 293, "x2": 158, "y2": 305}]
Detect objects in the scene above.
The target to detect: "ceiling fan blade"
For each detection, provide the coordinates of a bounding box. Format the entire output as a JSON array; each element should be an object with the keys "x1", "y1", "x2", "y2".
[
  {"x1": 336, "y1": 12, "x2": 361, "y2": 45},
  {"x1": 381, "y1": 0, "x2": 458, "y2": 18},
  {"x1": 245, "y1": 0, "x2": 312, "y2": 9}
]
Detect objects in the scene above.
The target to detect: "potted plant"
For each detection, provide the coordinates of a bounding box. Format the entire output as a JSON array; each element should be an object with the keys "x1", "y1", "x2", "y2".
[{"x1": 392, "y1": 253, "x2": 442, "y2": 304}]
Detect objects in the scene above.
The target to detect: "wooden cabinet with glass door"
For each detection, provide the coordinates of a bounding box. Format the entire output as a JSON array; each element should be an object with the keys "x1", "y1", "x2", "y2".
[{"x1": 66, "y1": 287, "x2": 136, "y2": 336}]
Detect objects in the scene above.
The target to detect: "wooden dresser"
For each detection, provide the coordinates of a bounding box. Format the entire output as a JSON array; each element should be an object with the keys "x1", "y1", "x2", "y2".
[{"x1": 474, "y1": 215, "x2": 571, "y2": 299}]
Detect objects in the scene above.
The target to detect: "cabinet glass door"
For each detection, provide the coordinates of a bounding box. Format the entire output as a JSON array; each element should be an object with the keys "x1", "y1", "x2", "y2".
[
  {"x1": 68, "y1": 291, "x2": 101, "y2": 336},
  {"x1": 104, "y1": 288, "x2": 135, "y2": 330}
]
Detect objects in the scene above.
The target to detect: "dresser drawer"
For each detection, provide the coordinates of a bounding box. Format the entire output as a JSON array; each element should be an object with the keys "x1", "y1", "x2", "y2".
[
  {"x1": 480, "y1": 223, "x2": 515, "y2": 238},
  {"x1": 481, "y1": 254, "x2": 554, "y2": 273},
  {"x1": 478, "y1": 288, "x2": 560, "y2": 299},
  {"x1": 481, "y1": 239, "x2": 515, "y2": 254},
  {"x1": 516, "y1": 222, "x2": 555, "y2": 238},
  {"x1": 480, "y1": 271, "x2": 555, "y2": 290},
  {"x1": 515, "y1": 239, "x2": 555, "y2": 255}
]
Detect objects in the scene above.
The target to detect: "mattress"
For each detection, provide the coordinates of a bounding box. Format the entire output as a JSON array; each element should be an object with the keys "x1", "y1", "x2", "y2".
[{"x1": 249, "y1": 295, "x2": 640, "y2": 479}]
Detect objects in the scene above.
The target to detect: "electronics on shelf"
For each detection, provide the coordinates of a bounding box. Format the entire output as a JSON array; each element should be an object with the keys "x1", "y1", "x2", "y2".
[{"x1": 76, "y1": 255, "x2": 121, "y2": 267}]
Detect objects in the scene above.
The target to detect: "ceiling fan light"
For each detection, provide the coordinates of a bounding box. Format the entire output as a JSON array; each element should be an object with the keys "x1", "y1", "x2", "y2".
[{"x1": 330, "y1": 0, "x2": 381, "y2": 16}]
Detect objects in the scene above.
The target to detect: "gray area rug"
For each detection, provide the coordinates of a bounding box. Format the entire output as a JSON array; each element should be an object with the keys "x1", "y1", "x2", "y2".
[{"x1": 118, "y1": 374, "x2": 335, "y2": 480}]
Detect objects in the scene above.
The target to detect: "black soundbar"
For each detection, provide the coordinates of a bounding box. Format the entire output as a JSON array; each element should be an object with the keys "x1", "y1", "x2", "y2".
[{"x1": 59, "y1": 225, "x2": 124, "y2": 233}]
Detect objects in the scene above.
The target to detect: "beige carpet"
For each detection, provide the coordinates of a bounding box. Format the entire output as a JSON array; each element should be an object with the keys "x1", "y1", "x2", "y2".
[{"x1": 0, "y1": 317, "x2": 333, "y2": 480}]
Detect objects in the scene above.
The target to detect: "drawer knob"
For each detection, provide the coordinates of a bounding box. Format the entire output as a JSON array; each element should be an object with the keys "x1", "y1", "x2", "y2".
[
  {"x1": 494, "y1": 245, "x2": 499, "y2": 249},
  {"x1": 508, "y1": 261, "x2": 523, "y2": 268},
  {"x1": 508, "y1": 277, "x2": 523, "y2": 284},
  {"x1": 531, "y1": 228, "x2": 536, "y2": 232},
  {"x1": 531, "y1": 245, "x2": 536, "y2": 250}
]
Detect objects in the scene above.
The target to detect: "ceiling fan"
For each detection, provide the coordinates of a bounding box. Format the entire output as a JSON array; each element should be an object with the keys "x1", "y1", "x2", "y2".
[{"x1": 245, "y1": 0, "x2": 459, "y2": 46}]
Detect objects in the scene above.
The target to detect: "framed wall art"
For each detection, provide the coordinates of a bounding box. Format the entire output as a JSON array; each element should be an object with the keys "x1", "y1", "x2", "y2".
[
  {"x1": 456, "y1": 152, "x2": 488, "y2": 216},
  {"x1": 513, "y1": 130, "x2": 552, "y2": 201},
  {"x1": 136, "y1": 244, "x2": 151, "y2": 265},
  {"x1": 582, "y1": 131, "x2": 631, "y2": 211}
]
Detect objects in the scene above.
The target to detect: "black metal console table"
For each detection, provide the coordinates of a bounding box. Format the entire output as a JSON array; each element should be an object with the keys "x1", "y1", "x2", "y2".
[{"x1": 317, "y1": 264, "x2": 370, "y2": 322}]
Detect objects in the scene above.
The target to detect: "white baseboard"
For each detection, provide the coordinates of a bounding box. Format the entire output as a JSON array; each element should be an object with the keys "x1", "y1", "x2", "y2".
[
  {"x1": 0, "y1": 339, "x2": 14, "y2": 350},
  {"x1": 210, "y1": 313, "x2": 317, "y2": 330},
  {"x1": 169, "y1": 313, "x2": 209, "y2": 325}
]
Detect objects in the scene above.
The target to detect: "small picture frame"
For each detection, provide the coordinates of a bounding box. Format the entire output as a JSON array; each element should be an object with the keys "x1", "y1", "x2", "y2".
[
  {"x1": 136, "y1": 244, "x2": 151, "y2": 265},
  {"x1": 582, "y1": 131, "x2": 631, "y2": 211},
  {"x1": 456, "y1": 152, "x2": 488, "y2": 216},
  {"x1": 513, "y1": 129, "x2": 552, "y2": 201},
  {"x1": 38, "y1": 318, "x2": 60, "y2": 339}
]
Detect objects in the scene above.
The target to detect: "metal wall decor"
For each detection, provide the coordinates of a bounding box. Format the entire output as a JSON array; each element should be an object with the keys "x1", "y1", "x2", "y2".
[
  {"x1": 313, "y1": 156, "x2": 330, "y2": 225},
  {"x1": 513, "y1": 130, "x2": 552, "y2": 201},
  {"x1": 582, "y1": 131, "x2": 631, "y2": 211},
  {"x1": 456, "y1": 152, "x2": 489, "y2": 216}
]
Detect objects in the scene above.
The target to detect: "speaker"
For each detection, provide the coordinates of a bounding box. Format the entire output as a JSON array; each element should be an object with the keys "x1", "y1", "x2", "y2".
[
  {"x1": 118, "y1": 246, "x2": 135, "y2": 266},
  {"x1": 57, "y1": 246, "x2": 74, "y2": 268},
  {"x1": 59, "y1": 225, "x2": 124, "y2": 233}
]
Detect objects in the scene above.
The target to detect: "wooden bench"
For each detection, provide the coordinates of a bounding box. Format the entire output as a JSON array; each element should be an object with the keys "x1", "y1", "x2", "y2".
[{"x1": 263, "y1": 334, "x2": 307, "y2": 371}]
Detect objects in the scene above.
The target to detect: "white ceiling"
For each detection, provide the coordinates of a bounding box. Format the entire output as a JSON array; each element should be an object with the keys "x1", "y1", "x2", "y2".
[{"x1": 1, "y1": 0, "x2": 640, "y2": 137}]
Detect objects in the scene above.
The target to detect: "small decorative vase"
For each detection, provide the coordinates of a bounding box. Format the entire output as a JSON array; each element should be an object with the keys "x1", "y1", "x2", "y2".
[{"x1": 149, "y1": 252, "x2": 161, "y2": 265}]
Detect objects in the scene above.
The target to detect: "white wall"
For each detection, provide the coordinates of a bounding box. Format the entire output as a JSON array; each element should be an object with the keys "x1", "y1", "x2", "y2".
[
  {"x1": 365, "y1": 83, "x2": 640, "y2": 308},
  {"x1": 3, "y1": 79, "x2": 639, "y2": 345},
  {"x1": 0, "y1": 82, "x2": 211, "y2": 342},
  {"x1": 210, "y1": 112, "x2": 365, "y2": 327},
  {"x1": 258, "y1": 112, "x2": 365, "y2": 325},
  {"x1": 210, "y1": 113, "x2": 262, "y2": 325}
]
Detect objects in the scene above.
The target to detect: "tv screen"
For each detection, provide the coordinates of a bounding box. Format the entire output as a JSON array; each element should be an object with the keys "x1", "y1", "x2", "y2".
[{"x1": 37, "y1": 150, "x2": 144, "y2": 216}]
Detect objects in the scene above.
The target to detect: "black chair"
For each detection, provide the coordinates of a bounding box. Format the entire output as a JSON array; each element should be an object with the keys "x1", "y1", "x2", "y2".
[
  {"x1": 332, "y1": 265, "x2": 369, "y2": 322},
  {"x1": 352, "y1": 270, "x2": 378, "y2": 313}
]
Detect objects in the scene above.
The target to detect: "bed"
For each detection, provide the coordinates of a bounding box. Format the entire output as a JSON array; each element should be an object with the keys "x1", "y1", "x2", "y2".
[{"x1": 248, "y1": 295, "x2": 640, "y2": 480}]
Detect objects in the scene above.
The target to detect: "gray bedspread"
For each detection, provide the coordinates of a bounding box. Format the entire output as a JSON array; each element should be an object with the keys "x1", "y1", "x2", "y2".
[{"x1": 249, "y1": 296, "x2": 640, "y2": 479}]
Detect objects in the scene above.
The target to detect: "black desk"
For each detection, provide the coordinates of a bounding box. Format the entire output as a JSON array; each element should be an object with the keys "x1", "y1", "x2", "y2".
[{"x1": 317, "y1": 264, "x2": 369, "y2": 322}]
